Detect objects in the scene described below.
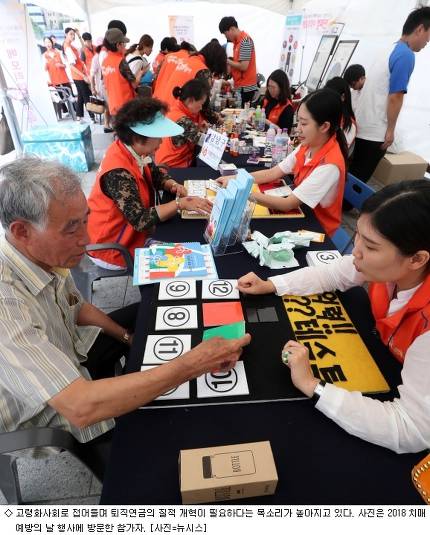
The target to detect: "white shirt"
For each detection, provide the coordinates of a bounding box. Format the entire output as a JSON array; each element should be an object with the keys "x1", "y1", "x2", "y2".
[
  {"x1": 126, "y1": 53, "x2": 149, "y2": 76},
  {"x1": 269, "y1": 255, "x2": 430, "y2": 453},
  {"x1": 355, "y1": 45, "x2": 391, "y2": 142},
  {"x1": 350, "y1": 88, "x2": 361, "y2": 114},
  {"x1": 278, "y1": 146, "x2": 340, "y2": 208}
]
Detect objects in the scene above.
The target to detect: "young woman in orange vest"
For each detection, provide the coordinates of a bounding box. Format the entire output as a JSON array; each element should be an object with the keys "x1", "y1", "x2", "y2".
[
  {"x1": 237, "y1": 180, "x2": 430, "y2": 453},
  {"x1": 155, "y1": 79, "x2": 210, "y2": 168},
  {"x1": 101, "y1": 28, "x2": 145, "y2": 117},
  {"x1": 218, "y1": 89, "x2": 348, "y2": 237},
  {"x1": 87, "y1": 97, "x2": 212, "y2": 269},
  {"x1": 80, "y1": 32, "x2": 96, "y2": 74},
  {"x1": 325, "y1": 76, "x2": 357, "y2": 157},
  {"x1": 262, "y1": 69, "x2": 294, "y2": 133},
  {"x1": 152, "y1": 37, "x2": 179, "y2": 80},
  {"x1": 63, "y1": 27, "x2": 93, "y2": 122},
  {"x1": 43, "y1": 37, "x2": 71, "y2": 120}
]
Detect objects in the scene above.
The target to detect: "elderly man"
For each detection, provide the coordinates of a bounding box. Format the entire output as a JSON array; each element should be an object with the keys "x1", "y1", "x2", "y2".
[{"x1": 0, "y1": 157, "x2": 250, "y2": 478}]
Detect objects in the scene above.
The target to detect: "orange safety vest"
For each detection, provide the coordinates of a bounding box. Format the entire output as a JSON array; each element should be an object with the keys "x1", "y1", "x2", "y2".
[
  {"x1": 153, "y1": 51, "x2": 207, "y2": 109},
  {"x1": 232, "y1": 31, "x2": 257, "y2": 89},
  {"x1": 101, "y1": 50, "x2": 136, "y2": 115},
  {"x1": 82, "y1": 46, "x2": 95, "y2": 73},
  {"x1": 262, "y1": 97, "x2": 293, "y2": 127},
  {"x1": 368, "y1": 276, "x2": 430, "y2": 363},
  {"x1": 87, "y1": 140, "x2": 154, "y2": 267},
  {"x1": 44, "y1": 49, "x2": 69, "y2": 86},
  {"x1": 64, "y1": 43, "x2": 85, "y2": 81},
  {"x1": 152, "y1": 51, "x2": 166, "y2": 75},
  {"x1": 155, "y1": 100, "x2": 204, "y2": 168},
  {"x1": 293, "y1": 136, "x2": 345, "y2": 237}
]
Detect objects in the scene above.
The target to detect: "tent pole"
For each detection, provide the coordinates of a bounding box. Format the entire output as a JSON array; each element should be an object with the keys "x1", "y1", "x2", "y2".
[{"x1": 0, "y1": 62, "x2": 23, "y2": 155}]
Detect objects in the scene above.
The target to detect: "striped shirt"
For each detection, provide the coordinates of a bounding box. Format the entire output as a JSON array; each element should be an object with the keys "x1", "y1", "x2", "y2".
[
  {"x1": 0, "y1": 238, "x2": 115, "y2": 448},
  {"x1": 239, "y1": 37, "x2": 257, "y2": 93}
]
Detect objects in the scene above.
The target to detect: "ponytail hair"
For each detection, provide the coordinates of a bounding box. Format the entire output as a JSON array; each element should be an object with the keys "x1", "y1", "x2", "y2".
[
  {"x1": 325, "y1": 76, "x2": 355, "y2": 133},
  {"x1": 126, "y1": 34, "x2": 154, "y2": 55},
  {"x1": 172, "y1": 79, "x2": 210, "y2": 102},
  {"x1": 300, "y1": 88, "x2": 349, "y2": 167}
]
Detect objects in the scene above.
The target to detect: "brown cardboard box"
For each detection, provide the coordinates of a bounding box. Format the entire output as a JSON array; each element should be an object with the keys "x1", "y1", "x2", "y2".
[
  {"x1": 373, "y1": 151, "x2": 427, "y2": 185},
  {"x1": 179, "y1": 441, "x2": 278, "y2": 504}
]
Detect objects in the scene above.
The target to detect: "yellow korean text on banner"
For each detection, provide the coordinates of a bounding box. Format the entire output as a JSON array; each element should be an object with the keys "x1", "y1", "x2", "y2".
[{"x1": 283, "y1": 292, "x2": 389, "y2": 393}]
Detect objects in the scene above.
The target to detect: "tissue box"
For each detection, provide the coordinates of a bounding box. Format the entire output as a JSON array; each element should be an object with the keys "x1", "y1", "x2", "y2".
[
  {"x1": 22, "y1": 124, "x2": 95, "y2": 172},
  {"x1": 180, "y1": 441, "x2": 278, "y2": 504},
  {"x1": 373, "y1": 151, "x2": 427, "y2": 184}
]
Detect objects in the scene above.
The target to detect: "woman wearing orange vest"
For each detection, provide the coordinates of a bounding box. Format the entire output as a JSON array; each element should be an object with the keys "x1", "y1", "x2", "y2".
[
  {"x1": 155, "y1": 79, "x2": 210, "y2": 168},
  {"x1": 219, "y1": 17, "x2": 257, "y2": 104},
  {"x1": 101, "y1": 28, "x2": 144, "y2": 117},
  {"x1": 218, "y1": 89, "x2": 348, "y2": 237},
  {"x1": 153, "y1": 41, "x2": 226, "y2": 110},
  {"x1": 262, "y1": 69, "x2": 294, "y2": 132},
  {"x1": 63, "y1": 27, "x2": 93, "y2": 122},
  {"x1": 87, "y1": 97, "x2": 212, "y2": 269},
  {"x1": 237, "y1": 180, "x2": 430, "y2": 453},
  {"x1": 325, "y1": 76, "x2": 357, "y2": 157}
]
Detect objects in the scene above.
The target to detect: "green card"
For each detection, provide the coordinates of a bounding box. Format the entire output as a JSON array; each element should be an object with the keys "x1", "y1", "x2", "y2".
[{"x1": 202, "y1": 321, "x2": 246, "y2": 341}]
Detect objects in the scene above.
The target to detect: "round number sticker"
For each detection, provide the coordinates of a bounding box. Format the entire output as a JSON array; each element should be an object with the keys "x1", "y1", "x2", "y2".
[
  {"x1": 205, "y1": 369, "x2": 238, "y2": 393},
  {"x1": 163, "y1": 307, "x2": 190, "y2": 327},
  {"x1": 166, "y1": 281, "x2": 190, "y2": 298},
  {"x1": 208, "y1": 280, "x2": 233, "y2": 296},
  {"x1": 316, "y1": 251, "x2": 338, "y2": 264},
  {"x1": 154, "y1": 336, "x2": 184, "y2": 361}
]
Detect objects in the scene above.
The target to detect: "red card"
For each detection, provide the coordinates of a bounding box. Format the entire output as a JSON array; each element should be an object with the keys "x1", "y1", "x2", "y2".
[{"x1": 202, "y1": 302, "x2": 244, "y2": 327}]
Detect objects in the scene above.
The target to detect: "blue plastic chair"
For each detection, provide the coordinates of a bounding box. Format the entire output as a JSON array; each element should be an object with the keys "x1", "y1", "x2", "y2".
[{"x1": 333, "y1": 173, "x2": 375, "y2": 254}]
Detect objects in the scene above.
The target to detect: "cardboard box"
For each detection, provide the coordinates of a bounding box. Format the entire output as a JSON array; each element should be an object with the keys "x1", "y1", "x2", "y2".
[
  {"x1": 179, "y1": 441, "x2": 278, "y2": 504},
  {"x1": 373, "y1": 151, "x2": 427, "y2": 185}
]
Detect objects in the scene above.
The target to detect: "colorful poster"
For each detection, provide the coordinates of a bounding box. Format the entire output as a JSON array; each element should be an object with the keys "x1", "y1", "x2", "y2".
[
  {"x1": 133, "y1": 242, "x2": 218, "y2": 285},
  {"x1": 279, "y1": 11, "x2": 303, "y2": 82},
  {"x1": 168, "y1": 15, "x2": 194, "y2": 45},
  {"x1": 0, "y1": 0, "x2": 56, "y2": 130}
]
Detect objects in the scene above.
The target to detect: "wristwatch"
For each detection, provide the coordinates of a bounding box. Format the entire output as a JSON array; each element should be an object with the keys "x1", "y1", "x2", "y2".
[
  {"x1": 122, "y1": 331, "x2": 131, "y2": 344},
  {"x1": 311, "y1": 380, "x2": 326, "y2": 406}
]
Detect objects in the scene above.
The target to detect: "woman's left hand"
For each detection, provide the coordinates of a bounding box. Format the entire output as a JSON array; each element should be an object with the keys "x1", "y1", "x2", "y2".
[
  {"x1": 281, "y1": 340, "x2": 319, "y2": 397},
  {"x1": 170, "y1": 182, "x2": 187, "y2": 197}
]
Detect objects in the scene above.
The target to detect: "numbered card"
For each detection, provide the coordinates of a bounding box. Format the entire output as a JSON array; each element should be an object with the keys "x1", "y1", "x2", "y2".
[
  {"x1": 306, "y1": 250, "x2": 342, "y2": 267},
  {"x1": 143, "y1": 334, "x2": 192, "y2": 364},
  {"x1": 197, "y1": 361, "x2": 249, "y2": 398},
  {"x1": 140, "y1": 365, "x2": 190, "y2": 400},
  {"x1": 158, "y1": 280, "x2": 197, "y2": 300},
  {"x1": 202, "y1": 279, "x2": 240, "y2": 300},
  {"x1": 155, "y1": 305, "x2": 198, "y2": 330}
]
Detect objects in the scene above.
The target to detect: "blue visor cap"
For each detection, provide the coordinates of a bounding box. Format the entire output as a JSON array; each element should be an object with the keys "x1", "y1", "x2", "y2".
[{"x1": 128, "y1": 112, "x2": 184, "y2": 138}]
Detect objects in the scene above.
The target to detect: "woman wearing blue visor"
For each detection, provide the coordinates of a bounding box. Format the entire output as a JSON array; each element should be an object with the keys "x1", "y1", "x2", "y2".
[{"x1": 87, "y1": 97, "x2": 212, "y2": 269}]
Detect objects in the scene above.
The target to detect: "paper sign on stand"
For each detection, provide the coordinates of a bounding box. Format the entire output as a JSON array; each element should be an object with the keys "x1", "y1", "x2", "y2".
[{"x1": 198, "y1": 129, "x2": 228, "y2": 170}]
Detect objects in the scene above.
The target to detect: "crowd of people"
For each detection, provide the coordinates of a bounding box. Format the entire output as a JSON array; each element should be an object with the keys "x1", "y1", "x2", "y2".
[{"x1": 1, "y1": 6, "x2": 430, "y2": 484}]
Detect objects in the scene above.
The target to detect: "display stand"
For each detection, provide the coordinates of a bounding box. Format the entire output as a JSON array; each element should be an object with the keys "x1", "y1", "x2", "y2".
[{"x1": 204, "y1": 200, "x2": 256, "y2": 256}]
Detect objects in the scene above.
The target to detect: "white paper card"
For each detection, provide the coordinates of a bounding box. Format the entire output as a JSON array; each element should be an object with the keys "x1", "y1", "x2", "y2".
[
  {"x1": 197, "y1": 361, "x2": 249, "y2": 398},
  {"x1": 201, "y1": 279, "x2": 240, "y2": 300},
  {"x1": 264, "y1": 185, "x2": 293, "y2": 197},
  {"x1": 140, "y1": 365, "x2": 190, "y2": 400},
  {"x1": 155, "y1": 305, "x2": 198, "y2": 330},
  {"x1": 143, "y1": 334, "x2": 192, "y2": 364},
  {"x1": 158, "y1": 280, "x2": 197, "y2": 300},
  {"x1": 306, "y1": 250, "x2": 342, "y2": 267}
]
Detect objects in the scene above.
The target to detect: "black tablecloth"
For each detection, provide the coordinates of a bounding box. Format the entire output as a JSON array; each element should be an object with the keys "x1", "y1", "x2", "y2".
[{"x1": 100, "y1": 166, "x2": 423, "y2": 505}]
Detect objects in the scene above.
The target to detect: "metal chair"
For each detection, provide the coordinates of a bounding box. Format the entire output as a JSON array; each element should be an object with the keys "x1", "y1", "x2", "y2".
[
  {"x1": 71, "y1": 243, "x2": 134, "y2": 303},
  {"x1": 332, "y1": 173, "x2": 375, "y2": 254},
  {"x1": 0, "y1": 427, "x2": 100, "y2": 504},
  {"x1": 49, "y1": 86, "x2": 77, "y2": 121}
]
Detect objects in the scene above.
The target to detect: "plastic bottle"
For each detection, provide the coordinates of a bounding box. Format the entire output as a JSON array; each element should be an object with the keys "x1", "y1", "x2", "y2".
[
  {"x1": 258, "y1": 108, "x2": 266, "y2": 132},
  {"x1": 272, "y1": 128, "x2": 284, "y2": 166},
  {"x1": 266, "y1": 125, "x2": 276, "y2": 144},
  {"x1": 280, "y1": 128, "x2": 290, "y2": 159},
  {"x1": 234, "y1": 90, "x2": 242, "y2": 109},
  {"x1": 253, "y1": 105, "x2": 261, "y2": 128},
  {"x1": 230, "y1": 132, "x2": 239, "y2": 157}
]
